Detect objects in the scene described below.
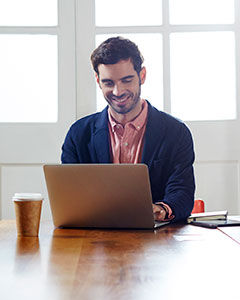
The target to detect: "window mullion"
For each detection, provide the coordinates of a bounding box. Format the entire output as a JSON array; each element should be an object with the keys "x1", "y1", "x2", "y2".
[
  {"x1": 235, "y1": 0, "x2": 240, "y2": 120},
  {"x1": 0, "y1": 27, "x2": 58, "y2": 34},
  {"x1": 162, "y1": 0, "x2": 171, "y2": 113},
  {"x1": 95, "y1": 26, "x2": 164, "y2": 34},
  {"x1": 76, "y1": 0, "x2": 96, "y2": 118}
]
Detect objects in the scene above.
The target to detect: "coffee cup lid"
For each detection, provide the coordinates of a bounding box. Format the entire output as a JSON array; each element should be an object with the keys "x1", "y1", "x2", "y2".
[{"x1": 12, "y1": 193, "x2": 44, "y2": 201}]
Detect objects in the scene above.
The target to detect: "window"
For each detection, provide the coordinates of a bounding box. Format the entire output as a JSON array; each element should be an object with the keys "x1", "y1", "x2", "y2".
[
  {"x1": 169, "y1": 0, "x2": 234, "y2": 25},
  {"x1": 0, "y1": 0, "x2": 58, "y2": 122},
  {"x1": 0, "y1": 0, "x2": 57, "y2": 26},
  {"x1": 95, "y1": 0, "x2": 162, "y2": 26},
  {"x1": 170, "y1": 32, "x2": 236, "y2": 120},
  {"x1": 94, "y1": 0, "x2": 237, "y2": 121}
]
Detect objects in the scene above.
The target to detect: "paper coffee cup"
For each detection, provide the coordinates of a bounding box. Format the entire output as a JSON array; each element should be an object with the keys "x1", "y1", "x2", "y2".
[{"x1": 13, "y1": 193, "x2": 43, "y2": 237}]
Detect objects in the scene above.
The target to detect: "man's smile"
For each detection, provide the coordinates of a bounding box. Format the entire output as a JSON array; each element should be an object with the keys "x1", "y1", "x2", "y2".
[{"x1": 109, "y1": 94, "x2": 132, "y2": 104}]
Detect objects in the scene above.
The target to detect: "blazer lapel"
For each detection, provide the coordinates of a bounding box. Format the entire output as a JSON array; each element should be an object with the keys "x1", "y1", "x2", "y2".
[
  {"x1": 93, "y1": 107, "x2": 111, "y2": 163},
  {"x1": 141, "y1": 102, "x2": 166, "y2": 165}
]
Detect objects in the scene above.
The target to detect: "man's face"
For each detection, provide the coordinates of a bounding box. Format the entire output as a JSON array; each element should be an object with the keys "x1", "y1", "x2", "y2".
[{"x1": 96, "y1": 59, "x2": 146, "y2": 116}]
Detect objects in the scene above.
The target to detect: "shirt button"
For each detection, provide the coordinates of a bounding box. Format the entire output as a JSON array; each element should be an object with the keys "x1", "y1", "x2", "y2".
[
  {"x1": 124, "y1": 142, "x2": 128, "y2": 146},
  {"x1": 137, "y1": 126, "x2": 140, "y2": 129}
]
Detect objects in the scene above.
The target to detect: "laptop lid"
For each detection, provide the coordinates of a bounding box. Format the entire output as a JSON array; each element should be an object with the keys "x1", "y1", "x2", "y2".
[{"x1": 43, "y1": 164, "x2": 168, "y2": 229}]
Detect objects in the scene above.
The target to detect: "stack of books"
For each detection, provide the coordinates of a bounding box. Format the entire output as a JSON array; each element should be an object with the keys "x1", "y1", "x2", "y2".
[
  {"x1": 187, "y1": 210, "x2": 228, "y2": 223},
  {"x1": 188, "y1": 210, "x2": 240, "y2": 228}
]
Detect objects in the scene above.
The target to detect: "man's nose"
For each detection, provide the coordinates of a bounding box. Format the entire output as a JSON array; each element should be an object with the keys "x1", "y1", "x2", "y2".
[{"x1": 112, "y1": 84, "x2": 124, "y2": 96}]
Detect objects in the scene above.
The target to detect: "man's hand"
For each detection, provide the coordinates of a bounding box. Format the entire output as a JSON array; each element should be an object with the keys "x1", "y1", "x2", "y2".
[{"x1": 152, "y1": 203, "x2": 167, "y2": 221}]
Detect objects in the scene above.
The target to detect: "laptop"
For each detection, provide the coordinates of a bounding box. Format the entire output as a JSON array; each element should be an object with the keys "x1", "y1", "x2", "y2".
[{"x1": 43, "y1": 164, "x2": 170, "y2": 229}]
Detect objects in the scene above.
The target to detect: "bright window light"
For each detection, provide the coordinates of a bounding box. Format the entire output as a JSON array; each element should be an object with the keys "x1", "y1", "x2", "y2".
[
  {"x1": 95, "y1": 0, "x2": 162, "y2": 26},
  {"x1": 0, "y1": 0, "x2": 57, "y2": 26},
  {"x1": 0, "y1": 35, "x2": 58, "y2": 122},
  {"x1": 170, "y1": 32, "x2": 236, "y2": 121},
  {"x1": 169, "y1": 0, "x2": 234, "y2": 24}
]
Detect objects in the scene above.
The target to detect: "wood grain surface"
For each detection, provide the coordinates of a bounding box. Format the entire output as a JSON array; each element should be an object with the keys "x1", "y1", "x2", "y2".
[{"x1": 0, "y1": 220, "x2": 240, "y2": 300}]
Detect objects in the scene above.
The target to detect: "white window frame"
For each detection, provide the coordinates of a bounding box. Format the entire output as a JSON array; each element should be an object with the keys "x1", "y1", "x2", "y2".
[
  {"x1": 0, "y1": 0, "x2": 77, "y2": 125},
  {"x1": 76, "y1": 0, "x2": 240, "y2": 122},
  {"x1": 0, "y1": 0, "x2": 76, "y2": 164}
]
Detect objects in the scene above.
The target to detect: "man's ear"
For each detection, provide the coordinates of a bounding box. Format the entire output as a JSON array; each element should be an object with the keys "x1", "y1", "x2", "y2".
[
  {"x1": 139, "y1": 67, "x2": 146, "y2": 85},
  {"x1": 95, "y1": 72, "x2": 100, "y2": 85}
]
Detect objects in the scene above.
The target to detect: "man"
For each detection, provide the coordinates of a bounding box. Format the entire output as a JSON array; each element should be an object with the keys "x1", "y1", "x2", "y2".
[{"x1": 61, "y1": 37, "x2": 195, "y2": 222}]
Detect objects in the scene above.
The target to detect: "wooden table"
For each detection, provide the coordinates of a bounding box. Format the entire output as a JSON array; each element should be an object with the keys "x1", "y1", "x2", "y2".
[
  {"x1": 218, "y1": 216, "x2": 240, "y2": 245},
  {"x1": 1, "y1": 220, "x2": 240, "y2": 300}
]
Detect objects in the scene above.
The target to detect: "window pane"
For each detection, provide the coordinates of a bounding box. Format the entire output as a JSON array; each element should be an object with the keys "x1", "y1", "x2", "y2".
[
  {"x1": 170, "y1": 32, "x2": 236, "y2": 121},
  {"x1": 169, "y1": 0, "x2": 234, "y2": 24},
  {"x1": 0, "y1": 0, "x2": 57, "y2": 26},
  {"x1": 96, "y1": 34, "x2": 163, "y2": 112},
  {"x1": 0, "y1": 35, "x2": 58, "y2": 122},
  {"x1": 95, "y1": 0, "x2": 162, "y2": 26}
]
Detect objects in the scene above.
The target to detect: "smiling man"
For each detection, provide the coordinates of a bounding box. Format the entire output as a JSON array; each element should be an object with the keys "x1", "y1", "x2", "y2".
[
  {"x1": 97, "y1": 59, "x2": 145, "y2": 122},
  {"x1": 61, "y1": 36, "x2": 195, "y2": 222}
]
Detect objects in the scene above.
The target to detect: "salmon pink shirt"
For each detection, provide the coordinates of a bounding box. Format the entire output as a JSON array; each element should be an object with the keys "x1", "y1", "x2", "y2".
[
  {"x1": 108, "y1": 99, "x2": 148, "y2": 164},
  {"x1": 108, "y1": 99, "x2": 173, "y2": 220}
]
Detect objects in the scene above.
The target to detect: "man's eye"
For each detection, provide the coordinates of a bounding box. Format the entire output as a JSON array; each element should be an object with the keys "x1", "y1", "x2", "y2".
[
  {"x1": 122, "y1": 79, "x2": 132, "y2": 84},
  {"x1": 103, "y1": 82, "x2": 114, "y2": 87}
]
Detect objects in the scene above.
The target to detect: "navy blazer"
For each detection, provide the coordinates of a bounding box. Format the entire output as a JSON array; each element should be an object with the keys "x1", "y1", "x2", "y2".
[{"x1": 61, "y1": 102, "x2": 195, "y2": 221}]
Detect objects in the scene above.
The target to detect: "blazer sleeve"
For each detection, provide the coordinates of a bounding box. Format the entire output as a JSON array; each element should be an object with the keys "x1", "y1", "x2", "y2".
[
  {"x1": 61, "y1": 109, "x2": 110, "y2": 164},
  {"x1": 161, "y1": 123, "x2": 195, "y2": 221},
  {"x1": 61, "y1": 125, "x2": 80, "y2": 163}
]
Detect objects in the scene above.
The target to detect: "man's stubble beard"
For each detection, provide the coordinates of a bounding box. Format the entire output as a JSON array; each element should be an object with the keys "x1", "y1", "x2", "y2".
[{"x1": 105, "y1": 83, "x2": 142, "y2": 115}]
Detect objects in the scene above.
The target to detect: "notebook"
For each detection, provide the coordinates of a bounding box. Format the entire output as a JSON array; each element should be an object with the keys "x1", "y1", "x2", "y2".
[{"x1": 43, "y1": 164, "x2": 170, "y2": 229}]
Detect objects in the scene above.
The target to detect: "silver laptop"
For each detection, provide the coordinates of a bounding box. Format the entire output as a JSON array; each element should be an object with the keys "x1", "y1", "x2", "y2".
[{"x1": 43, "y1": 164, "x2": 170, "y2": 229}]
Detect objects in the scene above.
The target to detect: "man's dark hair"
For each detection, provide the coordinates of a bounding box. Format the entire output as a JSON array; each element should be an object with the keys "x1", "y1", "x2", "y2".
[{"x1": 91, "y1": 36, "x2": 144, "y2": 75}]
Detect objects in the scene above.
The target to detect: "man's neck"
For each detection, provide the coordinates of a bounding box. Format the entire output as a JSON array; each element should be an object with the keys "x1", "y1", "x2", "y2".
[{"x1": 109, "y1": 99, "x2": 144, "y2": 126}]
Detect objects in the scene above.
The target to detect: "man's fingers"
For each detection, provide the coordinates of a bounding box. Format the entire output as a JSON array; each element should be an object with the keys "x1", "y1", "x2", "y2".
[{"x1": 152, "y1": 204, "x2": 166, "y2": 221}]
